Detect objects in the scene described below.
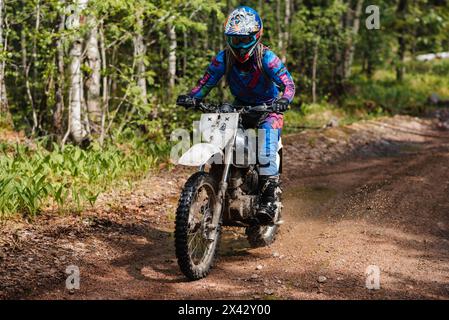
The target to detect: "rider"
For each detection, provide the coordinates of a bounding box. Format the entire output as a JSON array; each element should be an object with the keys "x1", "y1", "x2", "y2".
[{"x1": 177, "y1": 6, "x2": 295, "y2": 225}]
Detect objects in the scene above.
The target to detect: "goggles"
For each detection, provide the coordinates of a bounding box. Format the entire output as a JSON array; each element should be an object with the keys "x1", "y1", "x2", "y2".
[{"x1": 226, "y1": 35, "x2": 257, "y2": 49}]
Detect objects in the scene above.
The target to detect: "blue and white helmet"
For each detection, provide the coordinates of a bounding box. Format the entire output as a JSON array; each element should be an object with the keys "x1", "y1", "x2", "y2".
[{"x1": 224, "y1": 6, "x2": 263, "y2": 63}]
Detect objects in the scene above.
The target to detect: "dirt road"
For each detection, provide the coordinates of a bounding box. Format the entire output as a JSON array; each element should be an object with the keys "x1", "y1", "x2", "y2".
[{"x1": 1, "y1": 115, "x2": 449, "y2": 299}]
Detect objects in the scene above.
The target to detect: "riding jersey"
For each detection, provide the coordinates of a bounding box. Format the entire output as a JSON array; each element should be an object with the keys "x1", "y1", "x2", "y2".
[{"x1": 189, "y1": 47, "x2": 295, "y2": 105}]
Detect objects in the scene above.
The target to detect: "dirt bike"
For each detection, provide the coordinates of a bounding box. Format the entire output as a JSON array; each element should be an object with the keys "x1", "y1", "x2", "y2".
[{"x1": 174, "y1": 100, "x2": 283, "y2": 280}]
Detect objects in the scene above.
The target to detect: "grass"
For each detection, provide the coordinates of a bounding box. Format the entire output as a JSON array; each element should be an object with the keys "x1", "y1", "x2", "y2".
[
  {"x1": 284, "y1": 101, "x2": 377, "y2": 134},
  {"x1": 345, "y1": 59, "x2": 449, "y2": 115},
  {"x1": 284, "y1": 59, "x2": 449, "y2": 135}
]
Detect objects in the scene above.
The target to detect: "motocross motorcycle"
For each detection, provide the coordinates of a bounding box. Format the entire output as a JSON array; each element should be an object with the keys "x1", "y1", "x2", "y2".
[{"x1": 174, "y1": 98, "x2": 283, "y2": 280}]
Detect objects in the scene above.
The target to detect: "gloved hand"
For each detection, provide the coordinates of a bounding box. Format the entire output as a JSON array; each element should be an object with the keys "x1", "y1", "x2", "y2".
[
  {"x1": 176, "y1": 94, "x2": 200, "y2": 108},
  {"x1": 272, "y1": 97, "x2": 290, "y2": 113}
]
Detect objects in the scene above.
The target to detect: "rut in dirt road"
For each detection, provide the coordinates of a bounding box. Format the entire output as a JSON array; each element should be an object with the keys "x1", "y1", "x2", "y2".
[{"x1": 1, "y1": 116, "x2": 449, "y2": 299}]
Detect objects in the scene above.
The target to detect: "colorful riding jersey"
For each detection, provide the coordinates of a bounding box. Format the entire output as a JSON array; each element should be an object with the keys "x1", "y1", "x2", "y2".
[{"x1": 189, "y1": 47, "x2": 295, "y2": 105}]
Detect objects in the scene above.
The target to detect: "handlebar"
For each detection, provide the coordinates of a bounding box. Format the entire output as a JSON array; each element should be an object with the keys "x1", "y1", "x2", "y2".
[
  {"x1": 199, "y1": 102, "x2": 273, "y2": 114},
  {"x1": 177, "y1": 98, "x2": 274, "y2": 114}
]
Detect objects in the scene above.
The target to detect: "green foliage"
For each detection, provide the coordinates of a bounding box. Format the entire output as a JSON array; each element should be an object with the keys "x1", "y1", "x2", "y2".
[
  {"x1": 346, "y1": 59, "x2": 449, "y2": 115},
  {"x1": 283, "y1": 100, "x2": 374, "y2": 134},
  {"x1": 3, "y1": 0, "x2": 448, "y2": 132},
  {"x1": 0, "y1": 138, "x2": 170, "y2": 219},
  {"x1": 289, "y1": 0, "x2": 348, "y2": 100}
]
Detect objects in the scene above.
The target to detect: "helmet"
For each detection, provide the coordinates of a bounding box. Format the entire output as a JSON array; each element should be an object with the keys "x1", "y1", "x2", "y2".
[{"x1": 224, "y1": 6, "x2": 263, "y2": 63}]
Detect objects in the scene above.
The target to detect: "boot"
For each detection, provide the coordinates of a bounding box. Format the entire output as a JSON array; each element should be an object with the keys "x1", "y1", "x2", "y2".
[{"x1": 256, "y1": 176, "x2": 279, "y2": 225}]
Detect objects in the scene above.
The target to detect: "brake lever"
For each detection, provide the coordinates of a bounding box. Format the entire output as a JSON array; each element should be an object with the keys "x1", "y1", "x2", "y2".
[
  {"x1": 241, "y1": 104, "x2": 273, "y2": 113},
  {"x1": 197, "y1": 102, "x2": 214, "y2": 113}
]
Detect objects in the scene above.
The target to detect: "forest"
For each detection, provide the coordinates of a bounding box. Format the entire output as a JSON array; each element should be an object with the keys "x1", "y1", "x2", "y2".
[{"x1": 0, "y1": 0, "x2": 448, "y2": 218}]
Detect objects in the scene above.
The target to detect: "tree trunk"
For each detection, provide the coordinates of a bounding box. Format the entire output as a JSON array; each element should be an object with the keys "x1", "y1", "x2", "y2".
[
  {"x1": 211, "y1": 13, "x2": 217, "y2": 52},
  {"x1": 396, "y1": 36, "x2": 406, "y2": 81},
  {"x1": 276, "y1": 0, "x2": 282, "y2": 53},
  {"x1": 281, "y1": 0, "x2": 291, "y2": 63},
  {"x1": 257, "y1": 0, "x2": 263, "y2": 16},
  {"x1": 182, "y1": 30, "x2": 187, "y2": 77},
  {"x1": 334, "y1": 13, "x2": 345, "y2": 85},
  {"x1": 133, "y1": 10, "x2": 147, "y2": 105},
  {"x1": 68, "y1": 0, "x2": 88, "y2": 144},
  {"x1": 396, "y1": 0, "x2": 408, "y2": 81},
  {"x1": 69, "y1": 39, "x2": 86, "y2": 143},
  {"x1": 99, "y1": 21, "x2": 108, "y2": 145},
  {"x1": 340, "y1": 0, "x2": 363, "y2": 80},
  {"x1": 33, "y1": 1, "x2": 40, "y2": 98},
  {"x1": 0, "y1": 0, "x2": 10, "y2": 120},
  {"x1": 85, "y1": 16, "x2": 102, "y2": 135},
  {"x1": 312, "y1": 41, "x2": 319, "y2": 103},
  {"x1": 21, "y1": 30, "x2": 38, "y2": 134},
  {"x1": 344, "y1": 0, "x2": 363, "y2": 79},
  {"x1": 53, "y1": 3, "x2": 65, "y2": 135},
  {"x1": 168, "y1": 21, "x2": 177, "y2": 96},
  {"x1": 367, "y1": 57, "x2": 373, "y2": 79},
  {"x1": 226, "y1": 0, "x2": 232, "y2": 11}
]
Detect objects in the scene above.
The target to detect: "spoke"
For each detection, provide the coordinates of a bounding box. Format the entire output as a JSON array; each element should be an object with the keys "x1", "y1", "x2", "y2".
[
  {"x1": 198, "y1": 236, "x2": 208, "y2": 255},
  {"x1": 189, "y1": 237, "x2": 197, "y2": 262},
  {"x1": 191, "y1": 229, "x2": 210, "y2": 263},
  {"x1": 188, "y1": 228, "x2": 200, "y2": 247},
  {"x1": 187, "y1": 222, "x2": 201, "y2": 236},
  {"x1": 186, "y1": 183, "x2": 215, "y2": 264},
  {"x1": 191, "y1": 234, "x2": 203, "y2": 261},
  {"x1": 202, "y1": 201, "x2": 210, "y2": 215}
]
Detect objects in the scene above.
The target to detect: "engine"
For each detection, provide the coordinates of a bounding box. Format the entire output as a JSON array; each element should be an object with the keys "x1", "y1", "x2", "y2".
[{"x1": 222, "y1": 167, "x2": 259, "y2": 226}]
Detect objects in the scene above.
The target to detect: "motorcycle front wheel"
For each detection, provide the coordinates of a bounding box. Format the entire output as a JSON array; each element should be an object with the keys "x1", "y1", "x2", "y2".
[{"x1": 175, "y1": 172, "x2": 221, "y2": 280}]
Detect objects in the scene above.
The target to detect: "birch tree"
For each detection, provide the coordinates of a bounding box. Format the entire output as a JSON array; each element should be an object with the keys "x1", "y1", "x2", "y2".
[
  {"x1": 281, "y1": 0, "x2": 291, "y2": 63},
  {"x1": 133, "y1": 4, "x2": 147, "y2": 106},
  {"x1": 54, "y1": 1, "x2": 66, "y2": 134},
  {"x1": 167, "y1": 20, "x2": 177, "y2": 95},
  {"x1": 85, "y1": 14, "x2": 102, "y2": 134},
  {"x1": 276, "y1": 0, "x2": 282, "y2": 53},
  {"x1": 342, "y1": 0, "x2": 364, "y2": 79},
  {"x1": 0, "y1": 0, "x2": 9, "y2": 117},
  {"x1": 67, "y1": 0, "x2": 88, "y2": 144}
]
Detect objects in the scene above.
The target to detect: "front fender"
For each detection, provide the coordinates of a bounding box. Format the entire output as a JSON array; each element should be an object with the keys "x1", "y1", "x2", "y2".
[{"x1": 178, "y1": 143, "x2": 223, "y2": 166}]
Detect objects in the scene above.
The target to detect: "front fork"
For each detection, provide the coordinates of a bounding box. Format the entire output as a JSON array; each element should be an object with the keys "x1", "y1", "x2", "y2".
[{"x1": 200, "y1": 143, "x2": 234, "y2": 241}]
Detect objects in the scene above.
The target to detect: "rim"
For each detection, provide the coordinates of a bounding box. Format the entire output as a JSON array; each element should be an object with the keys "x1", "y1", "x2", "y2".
[{"x1": 187, "y1": 183, "x2": 217, "y2": 267}]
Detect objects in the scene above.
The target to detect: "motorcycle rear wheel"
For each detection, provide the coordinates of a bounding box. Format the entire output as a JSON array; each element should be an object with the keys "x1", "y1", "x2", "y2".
[{"x1": 175, "y1": 172, "x2": 221, "y2": 280}]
